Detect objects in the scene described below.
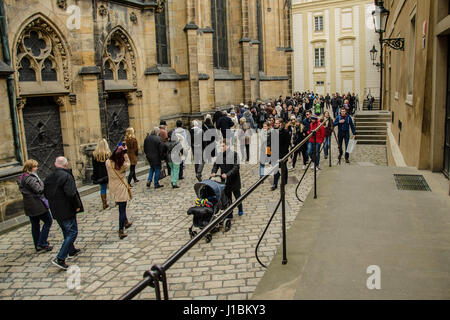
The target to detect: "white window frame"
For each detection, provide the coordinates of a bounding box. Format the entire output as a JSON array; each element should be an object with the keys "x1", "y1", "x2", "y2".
[
  {"x1": 314, "y1": 16, "x2": 324, "y2": 32},
  {"x1": 315, "y1": 48, "x2": 325, "y2": 68}
]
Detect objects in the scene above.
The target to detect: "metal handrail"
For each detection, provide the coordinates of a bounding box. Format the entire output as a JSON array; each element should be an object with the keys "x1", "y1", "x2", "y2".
[{"x1": 120, "y1": 120, "x2": 327, "y2": 300}]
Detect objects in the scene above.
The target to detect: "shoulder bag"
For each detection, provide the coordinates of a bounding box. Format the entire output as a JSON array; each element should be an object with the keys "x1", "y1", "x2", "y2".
[{"x1": 111, "y1": 166, "x2": 132, "y2": 201}]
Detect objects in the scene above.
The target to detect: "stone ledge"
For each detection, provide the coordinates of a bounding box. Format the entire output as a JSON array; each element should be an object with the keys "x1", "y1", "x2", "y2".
[
  {"x1": 258, "y1": 72, "x2": 289, "y2": 81},
  {"x1": 0, "y1": 164, "x2": 22, "y2": 182},
  {"x1": 0, "y1": 61, "x2": 14, "y2": 78},
  {"x1": 199, "y1": 73, "x2": 210, "y2": 80},
  {"x1": 184, "y1": 22, "x2": 199, "y2": 32},
  {"x1": 158, "y1": 67, "x2": 189, "y2": 81},
  {"x1": 144, "y1": 66, "x2": 162, "y2": 75},
  {"x1": 78, "y1": 66, "x2": 101, "y2": 76},
  {"x1": 214, "y1": 69, "x2": 243, "y2": 81}
]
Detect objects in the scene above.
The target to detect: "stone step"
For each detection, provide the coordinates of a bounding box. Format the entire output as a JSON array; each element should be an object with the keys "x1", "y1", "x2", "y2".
[
  {"x1": 355, "y1": 122, "x2": 387, "y2": 127},
  {"x1": 355, "y1": 117, "x2": 391, "y2": 121},
  {"x1": 357, "y1": 130, "x2": 387, "y2": 136},
  {"x1": 356, "y1": 140, "x2": 387, "y2": 145},
  {"x1": 356, "y1": 135, "x2": 387, "y2": 141}
]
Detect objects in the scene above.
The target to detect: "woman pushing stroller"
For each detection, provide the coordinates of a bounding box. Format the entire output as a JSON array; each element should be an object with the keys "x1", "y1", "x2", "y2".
[{"x1": 210, "y1": 139, "x2": 244, "y2": 222}]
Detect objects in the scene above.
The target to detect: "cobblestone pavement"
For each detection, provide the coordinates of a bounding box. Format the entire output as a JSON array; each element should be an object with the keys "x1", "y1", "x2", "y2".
[{"x1": 0, "y1": 141, "x2": 386, "y2": 300}]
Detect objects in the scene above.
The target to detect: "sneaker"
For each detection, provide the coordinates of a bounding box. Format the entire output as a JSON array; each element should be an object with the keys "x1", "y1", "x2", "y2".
[
  {"x1": 302, "y1": 165, "x2": 307, "y2": 170},
  {"x1": 172, "y1": 184, "x2": 180, "y2": 189},
  {"x1": 146, "y1": 182, "x2": 151, "y2": 188},
  {"x1": 155, "y1": 185, "x2": 164, "y2": 189},
  {"x1": 288, "y1": 166, "x2": 295, "y2": 171},
  {"x1": 271, "y1": 185, "x2": 278, "y2": 191},
  {"x1": 36, "y1": 245, "x2": 53, "y2": 253},
  {"x1": 346, "y1": 159, "x2": 350, "y2": 164},
  {"x1": 311, "y1": 164, "x2": 315, "y2": 169},
  {"x1": 67, "y1": 248, "x2": 81, "y2": 260},
  {"x1": 238, "y1": 211, "x2": 244, "y2": 217},
  {"x1": 52, "y1": 258, "x2": 69, "y2": 271}
]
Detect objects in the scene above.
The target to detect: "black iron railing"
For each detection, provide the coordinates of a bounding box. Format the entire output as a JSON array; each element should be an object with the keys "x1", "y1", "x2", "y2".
[{"x1": 120, "y1": 120, "x2": 329, "y2": 300}]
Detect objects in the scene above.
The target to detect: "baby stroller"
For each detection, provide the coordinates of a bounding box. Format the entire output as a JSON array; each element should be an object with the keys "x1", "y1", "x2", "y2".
[{"x1": 187, "y1": 179, "x2": 231, "y2": 243}]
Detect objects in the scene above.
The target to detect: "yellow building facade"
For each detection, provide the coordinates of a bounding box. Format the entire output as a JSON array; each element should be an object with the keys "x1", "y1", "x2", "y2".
[{"x1": 292, "y1": 0, "x2": 380, "y2": 98}]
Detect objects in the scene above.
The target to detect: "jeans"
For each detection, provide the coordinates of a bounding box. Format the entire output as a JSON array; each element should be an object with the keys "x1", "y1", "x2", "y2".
[
  {"x1": 168, "y1": 162, "x2": 180, "y2": 185},
  {"x1": 56, "y1": 217, "x2": 78, "y2": 261},
  {"x1": 29, "y1": 211, "x2": 53, "y2": 249},
  {"x1": 100, "y1": 183, "x2": 108, "y2": 195},
  {"x1": 195, "y1": 163, "x2": 204, "y2": 181},
  {"x1": 307, "y1": 142, "x2": 321, "y2": 167},
  {"x1": 323, "y1": 136, "x2": 331, "y2": 158},
  {"x1": 148, "y1": 165, "x2": 161, "y2": 187},
  {"x1": 118, "y1": 202, "x2": 127, "y2": 230},
  {"x1": 273, "y1": 162, "x2": 288, "y2": 187},
  {"x1": 259, "y1": 163, "x2": 266, "y2": 177},
  {"x1": 225, "y1": 189, "x2": 243, "y2": 219},
  {"x1": 338, "y1": 132, "x2": 350, "y2": 160},
  {"x1": 179, "y1": 161, "x2": 184, "y2": 179},
  {"x1": 292, "y1": 147, "x2": 302, "y2": 168}
]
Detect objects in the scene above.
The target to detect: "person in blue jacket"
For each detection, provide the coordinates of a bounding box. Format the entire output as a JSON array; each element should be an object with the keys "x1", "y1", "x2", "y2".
[{"x1": 333, "y1": 107, "x2": 357, "y2": 164}]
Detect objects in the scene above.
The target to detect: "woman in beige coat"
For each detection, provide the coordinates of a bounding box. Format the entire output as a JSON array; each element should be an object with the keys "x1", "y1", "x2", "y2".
[{"x1": 106, "y1": 145, "x2": 132, "y2": 239}]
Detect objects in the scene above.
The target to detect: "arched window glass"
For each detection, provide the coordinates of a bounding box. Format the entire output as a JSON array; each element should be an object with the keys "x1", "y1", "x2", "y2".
[
  {"x1": 19, "y1": 57, "x2": 36, "y2": 82},
  {"x1": 211, "y1": 0, "x2": 228, "y2": 69},
  {"x1": 118, "y1": 62, "x2": 127, "y2": 80},
  {"x1": 41, "y1": 58, "x2": 57, "y2": 81},
  {"x1": 104, "y1": 61, "x2": 114, "y2": 80}
]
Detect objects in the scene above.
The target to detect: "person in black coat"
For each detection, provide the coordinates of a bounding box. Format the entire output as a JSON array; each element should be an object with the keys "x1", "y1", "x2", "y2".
[
  {"x1": 216, "y1": 111, "x2": 235, "y2": 140},
  {"x1": 144, "y1": 127, "x2": 164, "y2": 188},
  {"x1": 44, "y1": 157, "x2": 83, "y2": 270},
  {"x1": 272, "y1": 119, "x2": 292, "y2": 191},
  {"x1": 203, "y1": 115, "x2": 218, "y2": 160},
  {"x1": 211, "y1": 140, "x2": 243, "y2": 219},
  {"x1": 17, "y1": 159, "x2": 53, "y2": 253}
]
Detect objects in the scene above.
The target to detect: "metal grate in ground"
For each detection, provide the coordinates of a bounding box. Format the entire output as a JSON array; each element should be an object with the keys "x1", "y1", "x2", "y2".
[{"x1": 393, "y1": 174, "x2": 432, "y2": 191}]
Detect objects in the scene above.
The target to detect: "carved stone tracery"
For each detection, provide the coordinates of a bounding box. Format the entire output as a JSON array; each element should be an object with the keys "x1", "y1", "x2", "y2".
[
  {"x1": 15, "y1": 17, "x2": 71, "y2": 91},
  {"x1": 103, "y1": 29, "x2": 137, "y2": 87}
]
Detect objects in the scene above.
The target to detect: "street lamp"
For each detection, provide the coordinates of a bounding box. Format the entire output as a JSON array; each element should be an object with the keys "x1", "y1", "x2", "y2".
[
  {"x1": 371, "y1": 1, "x2": 405, "y2": 111},
  {"x1": 370, "y1": 45, "x2": 378, "y2": 62},
  {"x1": 370, "y1": 45, "x2": 384, "y2": 71},
  {"x1": 372, "y1": 2, "x2": 389, "y2": 33}
]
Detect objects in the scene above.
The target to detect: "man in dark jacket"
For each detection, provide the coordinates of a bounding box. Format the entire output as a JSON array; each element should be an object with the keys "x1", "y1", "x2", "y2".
[
  {"x1": 272, "y1": 119, "x2": 291, "y2": 191},
  {"x1": 333, "y1": 107, "x2": 357, "y2": 164},
  {"x1": 211, "y1": 140, "x2": 243, "y2": 221},
  {"x1": 216, "y1": 111, "x2": 234, "y2": 140},
  {"x1": 144, "y1": 127, "x2": 164, "y2": 188},
  {"x1": 44, "y1": 157, "x2": 83, "y2": 270}
]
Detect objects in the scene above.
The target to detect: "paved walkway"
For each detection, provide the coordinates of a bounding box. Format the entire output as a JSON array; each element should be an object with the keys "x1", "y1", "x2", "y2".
[
  {"x1": 0, "y1": 141, "x2": 388, "y2": 300},
  {"x1": 252, "y1": 165, "x2": 450, "y2": 300}
]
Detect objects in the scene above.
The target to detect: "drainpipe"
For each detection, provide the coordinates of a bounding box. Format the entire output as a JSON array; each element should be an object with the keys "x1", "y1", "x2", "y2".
[{"x1": 0, "y1": 0, "x2": 23, "y2": 165}]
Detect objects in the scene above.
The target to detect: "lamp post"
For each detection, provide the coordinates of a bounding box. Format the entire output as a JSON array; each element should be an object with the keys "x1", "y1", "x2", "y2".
[{"x1": 371, "y1": 1, "x2": 404, "y2": 111}]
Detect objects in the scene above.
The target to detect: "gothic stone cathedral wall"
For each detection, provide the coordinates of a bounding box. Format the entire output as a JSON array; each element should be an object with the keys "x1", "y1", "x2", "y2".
[{"x1": 0, "y1": 0, "x2": 292, "y2": 223}]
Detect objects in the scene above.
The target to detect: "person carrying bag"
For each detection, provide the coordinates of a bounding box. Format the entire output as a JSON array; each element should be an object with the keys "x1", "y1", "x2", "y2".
[{"x1": 106, "y1": 144, "x2": 133, "y2": 239}]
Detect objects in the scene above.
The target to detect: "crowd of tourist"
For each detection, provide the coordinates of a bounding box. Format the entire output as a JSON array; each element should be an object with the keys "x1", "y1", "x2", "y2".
[{"x1": 16, "y1": 91, "x2": 358, "y2": 271}]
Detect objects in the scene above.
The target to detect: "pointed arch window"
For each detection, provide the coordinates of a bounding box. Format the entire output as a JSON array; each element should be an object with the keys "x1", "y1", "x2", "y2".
[
  {"x1": 155, "y1": 5, "x2": 169, "y2": 66},
  {"x1": 211, "y1": 0, "x2": 228, "y2": 69},
  {"x1": 102, "y1": 29, "x2": 137, "y2": 86}
]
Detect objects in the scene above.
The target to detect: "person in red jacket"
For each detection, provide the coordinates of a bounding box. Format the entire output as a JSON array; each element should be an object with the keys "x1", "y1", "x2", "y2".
[{"x1": 307, "y1": 115, "x2": 326, "y2": 170}]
